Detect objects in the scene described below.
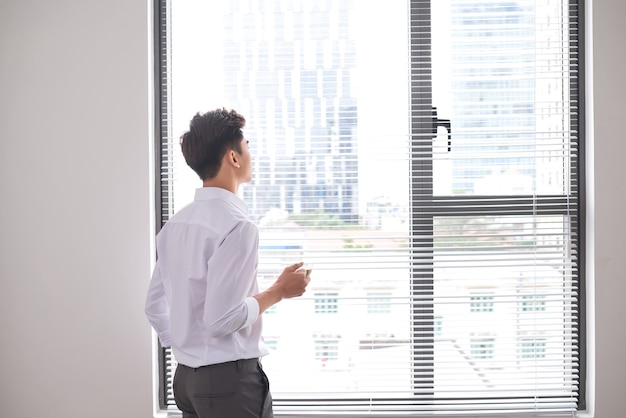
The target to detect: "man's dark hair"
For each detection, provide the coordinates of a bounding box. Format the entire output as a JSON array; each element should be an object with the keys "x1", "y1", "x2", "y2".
[{"x1": 180, "y1": 108, "x2": 246, "y2": 180}]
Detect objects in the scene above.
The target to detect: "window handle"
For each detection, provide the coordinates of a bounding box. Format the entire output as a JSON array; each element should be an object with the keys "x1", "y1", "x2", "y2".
[{"x1": 432, "y1": 107, "x2": 452, "y2": 152}]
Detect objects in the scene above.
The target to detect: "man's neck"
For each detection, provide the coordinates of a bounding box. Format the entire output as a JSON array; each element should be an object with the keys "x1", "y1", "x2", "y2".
[{"x1": 202, "y1": 177, "x2": 238, "y2": 194}]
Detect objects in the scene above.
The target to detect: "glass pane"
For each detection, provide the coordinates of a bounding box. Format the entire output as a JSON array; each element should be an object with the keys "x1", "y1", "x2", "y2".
[
  {"x1": 169, "y1": 0, "x2": 413, "y2": 398},
  {"x1": 432, "y1": 214, "x2": 577, "y2": 398},
  {"x1": 170, "y1": 0, "x2": 412, "y2": 213},
  {"x1": 432, "y1": 0, "x2": 573, "y2": 196}
]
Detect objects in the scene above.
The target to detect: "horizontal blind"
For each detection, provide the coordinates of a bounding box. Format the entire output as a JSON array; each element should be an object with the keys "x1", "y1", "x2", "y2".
[
  {"x1": 154, "y1": 0, "x2": 175, "y2": 408},
  {"x1": 157, "y1": 0, "x2": 583, "y2": 415}
]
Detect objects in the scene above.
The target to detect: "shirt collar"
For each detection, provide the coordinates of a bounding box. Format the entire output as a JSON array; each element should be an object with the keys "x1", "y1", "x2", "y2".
[{"x1": 194, "y1": 187, "x2": 248, "y2": 214}]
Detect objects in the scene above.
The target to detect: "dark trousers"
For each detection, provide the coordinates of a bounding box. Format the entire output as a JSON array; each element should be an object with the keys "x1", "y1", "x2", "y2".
[{"x1": 173, "y1": 358, "x2": 273, "y2": 418}]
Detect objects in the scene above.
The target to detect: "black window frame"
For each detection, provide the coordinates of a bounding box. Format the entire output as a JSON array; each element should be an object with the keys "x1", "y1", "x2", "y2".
[{"x1": 152, "y1": 0, "x2": 587, "y2": 412}]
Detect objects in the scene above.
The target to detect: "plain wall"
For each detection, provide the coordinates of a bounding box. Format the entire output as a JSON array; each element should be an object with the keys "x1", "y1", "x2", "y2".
[
  {"x1": 0, "y1": 0, "x2": 154, "y2": 417},
  {"x1": 0, "y1": 0, "x2": 624, "y2": 417},
  {"x1": 589, "y1": 0, "x2": 626, "y2": 416}
]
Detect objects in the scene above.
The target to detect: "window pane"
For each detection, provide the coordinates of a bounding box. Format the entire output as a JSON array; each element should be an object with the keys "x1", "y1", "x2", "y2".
[
  {"x1": 169, "y1": 0, "x2": 413, "y2": 400},
  {"x1": 432, "y1": 214, "x2": 577, "y2": 398},
  {"x1": 432, "y1": 0, "x2": 574, "y2": 196}
]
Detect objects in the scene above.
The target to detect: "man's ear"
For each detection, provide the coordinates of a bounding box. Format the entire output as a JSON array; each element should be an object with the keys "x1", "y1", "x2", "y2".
[{"x1": 229, "y1": 150, "x2": 241, "y2": 168}]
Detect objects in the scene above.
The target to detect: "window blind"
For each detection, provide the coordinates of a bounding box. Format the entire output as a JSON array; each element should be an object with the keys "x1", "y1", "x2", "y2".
[{"x1": 154, "y1": 0, "x2": 585, "y2": 415}]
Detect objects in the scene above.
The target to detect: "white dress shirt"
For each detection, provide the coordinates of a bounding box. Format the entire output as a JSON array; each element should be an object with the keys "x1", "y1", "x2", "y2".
[{"x1": 145, "y1": 187, "x2": 268, "y2": 368}]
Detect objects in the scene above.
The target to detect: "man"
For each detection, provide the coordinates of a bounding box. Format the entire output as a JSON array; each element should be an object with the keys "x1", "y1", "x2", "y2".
[{"x1": 145, "y1": 108, "x2": 311, "y2": 418}]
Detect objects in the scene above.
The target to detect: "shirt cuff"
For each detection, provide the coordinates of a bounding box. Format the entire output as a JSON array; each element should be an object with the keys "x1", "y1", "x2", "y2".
[
  {"x1": 243, "y1": 296, "x2": 260, "y2": 328},
  {"x1": 158, "y1": 331, "x2": 172, "y2": 348}
]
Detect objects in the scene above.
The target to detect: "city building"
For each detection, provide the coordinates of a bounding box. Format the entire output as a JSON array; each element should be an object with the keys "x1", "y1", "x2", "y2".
[{"x1": 221, "y1": 0, "x2": 359, "y2": 223}]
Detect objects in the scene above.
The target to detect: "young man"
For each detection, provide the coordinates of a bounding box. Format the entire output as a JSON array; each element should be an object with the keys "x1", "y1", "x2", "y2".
[{"x1": 145, "y1": 108, "x2": 311, "y2": 418}]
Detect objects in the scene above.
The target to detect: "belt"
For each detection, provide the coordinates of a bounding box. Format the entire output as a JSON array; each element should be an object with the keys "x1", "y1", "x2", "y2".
[{"x1": 180, "y1": 358, "x2": 259, "y2": 372}]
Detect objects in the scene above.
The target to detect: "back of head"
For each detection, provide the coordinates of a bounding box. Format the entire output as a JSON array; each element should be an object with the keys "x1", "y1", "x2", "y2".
[{"x1": 180, "y1": 108, "x2": 246, "y2": 180}]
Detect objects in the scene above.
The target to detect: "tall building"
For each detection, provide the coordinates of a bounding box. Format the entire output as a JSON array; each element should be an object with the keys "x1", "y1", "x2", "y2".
[
  {"x1": 450, "y1": 0, "x2": 535, "y2": 194},
  {"x1": 222, "y1": 0, "x2": 359, "y2": 223}
]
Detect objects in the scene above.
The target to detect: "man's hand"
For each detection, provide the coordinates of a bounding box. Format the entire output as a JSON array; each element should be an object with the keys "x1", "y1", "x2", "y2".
[
  {"x1": 275, "y1": 262, "x2": 311, "y2": 299},
  {"x1": 254, "y1": 261, "x2": 311, "y2": 314}
]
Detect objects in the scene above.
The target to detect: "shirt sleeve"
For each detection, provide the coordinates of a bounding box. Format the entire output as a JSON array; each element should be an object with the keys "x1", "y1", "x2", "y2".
[
  {"x1": 145, "y1": 263, "x2": 172, "y2": 347},
  {"x1": 203, "y1": 220, "x2": 260, "y2": 338}
]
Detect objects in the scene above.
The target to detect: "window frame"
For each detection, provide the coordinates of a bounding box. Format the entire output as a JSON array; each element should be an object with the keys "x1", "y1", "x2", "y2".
[
  {"x1": 152, "y1": 0, "x2": 172, "y2": 408},
  {"x1": 151, "y1": 0, "x2": 587, "y2": 413}
]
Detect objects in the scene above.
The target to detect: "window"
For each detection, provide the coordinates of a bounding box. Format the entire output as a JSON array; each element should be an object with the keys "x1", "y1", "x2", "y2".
[
  {"x1": 264, "y1": 337, "x2": 279, "y2": 352},
  {"x1": 314, "y1": 338, "x2": 340, "y2": 362},
  {"x1": 154, "y1": 0, "x2": 585, "y2": 415},
  {"x1": 520, "y1": 339, "x2": 547, "y2": 359},
  {"x1": 314, "y1": 292, "x2": 339, "y2": 314},
  {"x1": 434, "y1": 316, "x2": 443, "y2": 337},
  {"x1": 521, "y1": 294, "x2": 547, "y2": 312},
  {"x1": 470, "y1": 335, "x2": 496, "y2": 360},
  {"x1": 470, "y1": 295, "x2": 495, "y2": 313},
  {"x1": 366, "y1": 291, "x2": 392, "y2": 314}
]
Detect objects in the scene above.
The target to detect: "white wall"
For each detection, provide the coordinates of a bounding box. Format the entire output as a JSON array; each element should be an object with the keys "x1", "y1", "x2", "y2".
[
  {"x1": 590, "y1": 0, "x2": 626, "y2": 416},
  {"x1": 0, "y1": 0, "x2": 624, "y2": 417},
  {"x1": 0, "y1": 0, "x2": 154, "y2": 417}
]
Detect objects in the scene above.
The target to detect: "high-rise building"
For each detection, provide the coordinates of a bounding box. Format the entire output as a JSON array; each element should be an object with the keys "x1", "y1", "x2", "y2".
[
  {"x1": 450, "y1": 0, "x2": 535, "y2": 194},
  {"x1": 221, "y1": 0, "x2": 359, "y2": 223}
]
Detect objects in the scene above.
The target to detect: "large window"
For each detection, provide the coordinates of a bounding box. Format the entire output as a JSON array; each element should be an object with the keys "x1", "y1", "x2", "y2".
[{"x1": 154, "y1": 0, "x2": 585, "y2": 415}]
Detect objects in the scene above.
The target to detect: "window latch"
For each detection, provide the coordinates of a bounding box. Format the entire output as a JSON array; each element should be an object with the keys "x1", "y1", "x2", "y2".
[{"x1": 432, "y1": 107, "x2": 452, "y2": 152}]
